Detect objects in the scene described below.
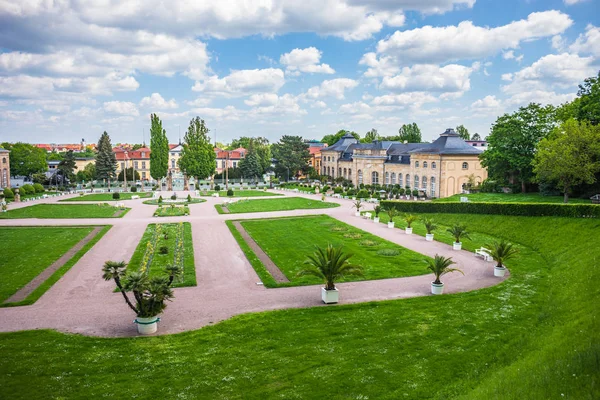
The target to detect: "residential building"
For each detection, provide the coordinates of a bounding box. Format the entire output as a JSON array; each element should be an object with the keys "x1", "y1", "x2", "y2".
[
  {"x1": 114, "y1": 147, "x2": 151, "y2": 181},
  {"x1": 465, "y1": 140, "x2": 488, "y2": 151},
  {"x1": 169, "y1": 143, "x2": 183, "y2": 172},
  {"x1": 215, "y1": 147, "x2": 246, "y2": 174},
  {"x1": 320, "y1": 128, "x2": 487, "y2": 198},
  {"x1": 0, "y1": 148, "x2": 10, "y2": 189},
  {"x1": 307, "y1": 141, "x2": 327, "y2": 173}
]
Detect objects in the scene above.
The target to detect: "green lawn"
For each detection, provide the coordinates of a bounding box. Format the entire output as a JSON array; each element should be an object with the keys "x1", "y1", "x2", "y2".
[
  {"x1": 278, "y1": 183, "x2": 316, "y2": 193},
  {"x1": 154, "y1": 205, "x2": 190, "y2": 217},
  {"x1": 126, "y1": 223, "x2": 196, "y2": 287},
  {"x1": 0, "y1": 204, "x2": 128, "y2": 219},
  {"x1": 6, "y1": 191, "x2": 60, "y2": 203},
  {"x1": 143, "y1": 198, "x2": 205, "y2": 205},
  {"x1": 218, "y1": 197, "x2": 339, "y2": 214},
  {"x1": 237, "y1": 215, "x2": 431, "y2": 287},
  {"x1": 60, "y1": 192, "x2": 152, "y2": 202},
  {"x1": 434, "y1": 192, "x2": 590, "y2": 204},
  {"x1": 0, "y1": 214, "x2": 597, "y2": 399},
  {"x1": 200, "y1": 190, "x2": 281, "y2": 197},
  {"x1": 0, "y1": 226, "x2": 109, "y2": 305}
]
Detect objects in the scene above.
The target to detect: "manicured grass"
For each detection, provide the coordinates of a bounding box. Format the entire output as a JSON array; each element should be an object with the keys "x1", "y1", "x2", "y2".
[
  {"x1": 127, "y1": 223, "x2": 196, "y2": 287},
  {"x1": 60, "y1": 192, "x2": 152, "y2": 202},
  {"x1": 200, "y1": 190, "x2": 281, "y2": 197},
  {"x1": 0, "y1": 226, "x2": 94, "y2": 304},
  {"x1": 239, "y1": 215, "x2": 431, "y2": 287},
  {"x1": 0, "y1": 204, "x2": 128, "y2": 219},
  {"x1": 278, "y1": 183, "x2": 317, "y2": 193},
  {"x1": 0, "y1": 215, "x2": 598, "y2": 399},
  {"x1": 153, "y1": 205, "x2": 190, "y2": 217},
  {"x1": 434, "y1": 192, "x2": 590, "y2": 204},
  {"x1": 220, "y1": 197, "x2": 339, "y2": 214},
  {"x1": 143, "y1": 198, "x2": 205, "y2": 205},
  {"x1": 6, "y1": 191, "x2": 60, "y2": 203}
]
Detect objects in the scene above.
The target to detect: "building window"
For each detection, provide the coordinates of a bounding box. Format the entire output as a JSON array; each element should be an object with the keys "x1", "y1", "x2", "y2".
[
  {"x1": 120, "y1": 162, "x2": 125, "y2": 170},
  {"x1": 348, "y1": 169, "x2": 352, "y2": 180},
  {"x1": 221, "y1": 160, "x2": 225, "y2": 168},
  {"x1": 2, "y1": 158, "x2": 5, "y2": 164},
  {"x1": 171, "y1": 152, "x2": 175, "y2": 156},
  {"x1": 385, "y1": 172, "x2": 390, "y2": 184},
  {"x1": 142, "y1": 172, "x2": 146, "y2": 179},
  {"x1": 2, "y1": 168, "x2": 6, "y2": 187},
  {"x1": 398, "y1": 174, "x2": 402, "y2": 187},
  {"x1": 414, "y1": 175, "x2": 419, "y2": 189},
  {"x1": 432, "y1": 162, "x2": 437, "y2": 169},
  {"x1": 172, "y1": 159, "x2": 176, "y2": 168},
  {"x1": 327, "y1": 156, "x2": 330, "y2": 162},
  {"x1": 327, "y1": 166, "x2": 330, "y2": 176},
  {"x1": 405, "y1": 174, "x2": 410, "y2": 189},
  {"x1": 422, "y1": 176, "x2": 427, "y2": 189},
  {"x1": 371, "y1": 171, "x2": 379, "y2": 184},
  {"x1": 134, "y1": 161, "x2": 138, "y2": 169},
  {"x1": 415, "y1": 161, "x2": 419, "y2": 168},
  {"x1": 141, "y1": 152, "x2": 145, "y2": 158},
  {"x1": 142, "y1": 161, "x2": 146, "y2": 169},
  {"x1": 358, "y1": 170, "x2": 363, "y2": 184},
  {"x1": 462, "y1": 162, "x2": 469, "y2": 170},
  {"x1": 391, "y1": 172, "x2": 396, "y2": 185},
  {"x1": 343, "y1": 168, "x2": 347, "y2": 178},
  {"x1": 431, "y1": 177, "x2": 436, "y2": 197},
  {"x1": 233, "y1": 161, "x2": 237, "y2": 168},
  {"x1": 338, "y1": 167, "x2": 342, "y2": 177},
  {"x1": 423, "y1": 161, "x2": 428, "y2": 168}
]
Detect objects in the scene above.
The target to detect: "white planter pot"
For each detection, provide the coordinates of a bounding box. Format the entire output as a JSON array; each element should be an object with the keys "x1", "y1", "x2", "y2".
[
  {"x1": 426, "y1": 233, "x2": 434, "y2": 241},
  {"x1": 405, "y1": 227, "x2": 413, "y2": 235},
  {"x1": 431, "y1": 282, "x2": 444, "y2": 295},
  {"x1": 494, "y1": 266, "x2": 507, "y2": 277},
  {"x1": 135, "y1": 316, "x2": 159, "y2": 335},
  {"x1": 373, "y1": 217, "x2": 380, "y2": 223},
  {"x1": 453, "y1": 242, "x2": 462, "y2": 251},
  {"x1": 322, "y1": 287, "x2": 339, "y2": 304},
  {"x1": 387, "y1": 221, "x2": 395, "y2": 229},
  {"x1": 354, "y1": 211, "x2": 361, "y2": 217}
]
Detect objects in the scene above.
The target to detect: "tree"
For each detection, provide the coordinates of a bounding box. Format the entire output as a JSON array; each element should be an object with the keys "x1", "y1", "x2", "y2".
[
  {"x1": 471, "y1": 133, "x2": 481, "y2": 141},
  {"x1": 361, "y1": 128, "x2": 380, "y2": 143},
  {"x1": 149, "y1": 113, "x2": 169, "y2": 182},
  {"x1": 321, "y1": 130, "x2": 360, "y2": 146},
  {"x1": 84, "y1": 162, "x2": 96, "y2": 181},
  {"x1": 46, "y1": 152, "x2": 63, "y2": 161},
  {"x1": 271, "y1": 135, "x2": 310, "y2": 180},
  {"x1": 117, "y1": 167, "x2": 141, "y2": 182},
  {"x1": 297, "y1": 244, "x2": 363, "y2": 290},
  {"x1": 231, "y1": 136, "x2": 272, "y2": 175},
  {"x1": 5, "y1": 142, "x2": 47, "y2": 177},
  {"x1": 480, "y1": 103, "x2": 556, "y2": 192},
  {"x1": 533, "y1": 119, "x2": 600, "y2": 203},
  {"x1": 383, "y1": 123, "x2": 422, "y2": 143},
  {"x1": 57, "y1": 150, "x2": 77, "y2": 187},
  {"x1": 238, "y1": 152, "x2": 262, "y2": 180},
  {"x1": 95, "y1": 131, "x2": 117, "y2": 185},
  {"x1": 576, "y1": 71, "x2": 600, "y2": 125},
  {"x1": 178, "y1": 117, "x2": 216, "y2": 182},
  {"x1": 455, "y1": 125, "x2": 470, "y2": 140}
]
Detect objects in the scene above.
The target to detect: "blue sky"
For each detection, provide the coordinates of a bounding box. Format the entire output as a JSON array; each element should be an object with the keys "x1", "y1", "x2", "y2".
[{"x1": 0, "y1": 0, "x2": 598, "y2": 145}]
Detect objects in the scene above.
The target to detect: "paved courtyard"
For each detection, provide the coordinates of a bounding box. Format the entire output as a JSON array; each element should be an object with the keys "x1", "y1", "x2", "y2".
[{"x1": 0, "y1": 191, "x2": 505, "y2": 337}]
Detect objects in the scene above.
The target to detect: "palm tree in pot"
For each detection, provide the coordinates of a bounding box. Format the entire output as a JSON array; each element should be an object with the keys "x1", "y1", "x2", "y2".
[
  {"x1": 102, "y1": 261, "x2": 182, "y2": 334},
  {"x1": 373, "y1": 205, "x2": 382, "y2": 223},
  {"x1": 352, "y1": 199, "x2": 362, "y2": 216},
  {"x1": 423, "y1": 218, "x2": 437, "y2": 241},
  {"x1": 386, "y1": 207, "x2": 398, "y2": 228},
  {"x1": 297, "y1": 244, "x2": 363, "y2": 304},
  {"x1": 447, "y1": 224, "x2": 471, "y2": 250},
  {"x1": 487, "y1": 240, "x2": 518, "y2": 277},
  {"x1": 404, "y1": 214, "x2": 418, "y2": 234},
  {"x1": 427, "y1": 254, "x2": 463, "y2": 294}
]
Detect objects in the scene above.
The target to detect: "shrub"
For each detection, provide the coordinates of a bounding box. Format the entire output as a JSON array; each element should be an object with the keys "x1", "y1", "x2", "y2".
[
  {"x1": 33, "y1": 183, "x2": 45, "y2": 193},
  {"x1": 356, "y1": 189, "x2": 370, "y2": 199},
  {"x1": 333, "y1": 187, "x2": 343, "y2": 194},
  {"x1": 359, "y1": 239, "x2": 378, "y2": 247},
  {"x1": 344, "y1": 233, "x2": 362, "y2": 239},
  {"x1": 159, "y1": 246, "x2": 169, "y2": 255},
  {"x1": 227, "y1": 189, "x2": 234, "y2": 197},
  {"x1": 171, "y1": 194, "x2": 177, "y2": 200},
  {"x1": 377, "y1": 248, "x2": 400, "y2": 256},
  {"x1": 112, "y1": 192, "x2": 120, "y2": 200},
  {"x1": 399, "y1": 188, "x2": 406, "y2": 195},
  {"x1": 412, "y1": 189, "x2": 419, "y2": 197},
  {"x1": 21, "y1": 184, "x2": 35, "y2": 195},
  {"x1": 3, "y1": 187, "x2": 14, "y2": 199},
  {"x1": 130, "y1": 186, "x2": 137, "y2": 192},
  {"x1": 158, "y1": 196, "x2": 163, "y2": 204},
  {"x1": 214, "y1": 184, "x2": 221, "y2": 191},
  {"x1": 346, "y1": 188, "x2": 356, "y2": 196},
  {"x1": 187, "y1": 194, "x2": 192, "y2": 202}
]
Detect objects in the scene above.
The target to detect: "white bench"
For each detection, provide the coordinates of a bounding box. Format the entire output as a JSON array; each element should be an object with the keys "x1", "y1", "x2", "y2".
[
  {"x1": 475, "y1": 247, "x2": 493, "y2": 262},
  {"x1": 131, "y1": 195, "x2": 140, "y2": 200},
  {"x1": 363, "y1": 212, "x2": 372, "y2": 219}
]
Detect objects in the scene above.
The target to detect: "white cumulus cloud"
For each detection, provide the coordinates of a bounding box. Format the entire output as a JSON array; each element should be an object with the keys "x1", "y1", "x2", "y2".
[
  {"x1": 280, "y1": 47, "x2": 335, "y2": 75},
  {"x1": 139, "y1": 93, "x2": 178, "y2": 109},
  {"x1": 192, "y1": 69, "x2": 286, "y2": 97},
  {"x1": 103, "y1": 101, "x2": 139, "y2": 116}
]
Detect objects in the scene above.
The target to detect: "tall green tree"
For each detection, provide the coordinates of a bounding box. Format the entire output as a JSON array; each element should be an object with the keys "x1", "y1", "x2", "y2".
[
  {"x1": 271, "y1": 135, "x2": 310, "y2": 180},
  {"x1": 455, "y1": 125, "x2": 470, "y2": 140},
  {"x1": 95, "y1": 131, "x2": 117, "y2": 185},
  {"x1": 576, "y1": 71, "x2": 600, "y2": 125},
  {"x1": 178, "y1": 117, "x2": 216, "y2": 182},
  {"x1": 533, "y1": 119, "x2": 600, "y2": 203},
  {"x1": 149, "y1": 113, "x2": 169, "y2": 182},
  {"x1": 238, "y1": 153, "x2": 262, "y2": 180},
  {"x1": 4, "y1": 142, "x2": 47, "y2": 177},
  {"x1": 396, "y1": 123, "x2": 422, "y2": 143},
  {"x1": 471, "y1": 133, "x2": 481, "y2": 141},
  {"x1": 230, "y1": 136, "x2": 272, "y2": 175},
  {"x1": 84, "y1": 162, "x2": 96, "y2": 180},
  {"x1": 57, "y1": 150, "x2": 77, "y2": 186},
  {"x1": 117, "y1": 167, "x2": 141, "y2": 182},
  {"x1": 321, "y1": 130, "x2": 360, "y2": 146},
  {"x1": 480, "y1": 103, "x2": 556, "y2": 193},
  {"x1": 361, "y1": 128, "x2": 380, "y2": 143}
]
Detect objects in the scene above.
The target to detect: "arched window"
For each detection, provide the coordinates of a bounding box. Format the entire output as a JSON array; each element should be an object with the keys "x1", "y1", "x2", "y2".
[
  {"x1": 405, "y1": 174, "x2": 410, "y2": 189},
  {"x1": 423, "y1": 161, "x2": 428, "y2": 168},
  {"x1": 343, "y1": 168, "x2": 347, "y2": 178},
  {"x1": 358, "y1": 170, "x2": 363, "y2": 184},
  {"x1": 348, "y1": 169, "x2": 352, "y2": 180},
  {"x1": 385, "y1": 172, "x2": 390, "y2": 184},
  {"x1": 391, "y1": 172, "x2": 396, "y2": 185},
  {"x1": 338, "y1": 167, "x2": 342, "y2": 177},
  {"x1": 327, "y1": 166, "x2": 330, "y2": 176},
  {"x1": 422, "y1": 176, "x2": 427, "y2": 189},
  {"x1": 414, "y1": 175, "x2": 419, "y2": 189},
  {"x1": 432, "y1": 162, "x2": 437, "y2": 169},
  {"x1": 372, "y1": 171, "x2": 379, "y2": 184},
  {"x1": 430, "y1": 177, "x2": 436, "y2": 197},
  {"x1": 415, "y1": 161, "x2": 420, "y2": 168},
  {"x1": 462, "y1": 162, "x2": 469, "y2": 170},
  {"x1": 2, "y1": 158, "x2": 5, "y2": 164},
  {"x1": 398, "y1": 174, "x2": 403, "y2": 187}
]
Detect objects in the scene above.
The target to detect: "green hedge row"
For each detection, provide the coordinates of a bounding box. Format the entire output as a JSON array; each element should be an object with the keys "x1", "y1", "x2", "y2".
[{"x1": 380, "y1": 201, "x2": 600, "y2": 218}]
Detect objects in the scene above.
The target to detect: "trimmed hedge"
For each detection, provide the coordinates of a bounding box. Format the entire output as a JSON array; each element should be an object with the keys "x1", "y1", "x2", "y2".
[{"x1": 380, "y1": 200, "x2": 600, "y2": 218}]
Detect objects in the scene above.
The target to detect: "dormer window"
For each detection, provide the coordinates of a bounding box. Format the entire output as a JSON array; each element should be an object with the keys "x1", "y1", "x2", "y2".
[{"x1": 141, "y1": 152, "x2": 146, "y2": 158}]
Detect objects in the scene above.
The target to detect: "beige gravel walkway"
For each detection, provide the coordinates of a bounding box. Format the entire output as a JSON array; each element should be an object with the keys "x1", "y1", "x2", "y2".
[{"x1": 0, "y1": 189, "x2": 506, "y2": 337}]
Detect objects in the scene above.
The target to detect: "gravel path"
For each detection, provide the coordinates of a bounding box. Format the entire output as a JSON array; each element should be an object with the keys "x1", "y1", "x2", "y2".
[{"x1": 0, "y1": 190, "x2": 506, "y2": 337}]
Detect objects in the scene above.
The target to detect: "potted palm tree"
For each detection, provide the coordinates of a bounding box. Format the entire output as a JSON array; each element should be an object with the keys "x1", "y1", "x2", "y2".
[
  {"x1": 373, "y1": 205, "x2": 382, "y2": 223},
  {"x1": 102, "y1": 260, "x2": 182, "y2": 335},
  {"x1": 404, "y1": 214, "x2": 418, "y2": 234},
  {"x1": 447, "y1": 224, "x2": 471, "y2": 250},
  {"x1": 297, "y1": 244, "x2": 363, "y2": 304},
  {"x1": 386, "y1": 207, "x2": 398, "y2": 228},
  {"x1": 487, "y1": 240, "x2": 518, "y2": 277},
  {"x1": 352, "y1": 199, "x2": 362, "y2": 216},
  {"x1": 427, "y1": 254, "x2": 464, "y2": 294},
  {"x1": 424, "y1": 218, "x2": 437, "y2": 241}
]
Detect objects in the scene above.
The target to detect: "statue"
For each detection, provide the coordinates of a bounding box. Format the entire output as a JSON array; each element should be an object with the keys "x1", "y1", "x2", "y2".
[
  {"x1": 14, "y1": 188, "x2": 21, "y2": 202},
  {"x1": 167, "y1": 170, "x2": 173, "y2": 191}
]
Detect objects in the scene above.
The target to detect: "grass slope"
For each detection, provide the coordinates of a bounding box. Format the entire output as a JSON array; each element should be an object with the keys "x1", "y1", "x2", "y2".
[
  {"x1": 60, "y1": 192, "x2": 152, "y2": 202},
  {"x1": 201, "y1": 190, "x2": 281, "y2": 197},
  {"x1": 239, "y1": 215, "x2": 431, "y2": 287},
  {"x1": 0, "y1": 215, "x2": 598, "y2": 399},
  {"x1": 222, "y1": 197, "x2": 339, "y2": 214},
  {"x1": 0, "y1": 204, "x2": 127, "y2": 219},
  {"x1": 434, "y1": 192, "x2": 590, "y2": 204}
]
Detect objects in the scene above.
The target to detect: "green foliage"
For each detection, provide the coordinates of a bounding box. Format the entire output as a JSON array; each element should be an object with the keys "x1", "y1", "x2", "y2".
[
  {"x1": 361, "y1": 128, "x2": 379, "y2": 143},
  {"x1": 297, "y1": 244, "x2": 363, "y2": 290},
  {"x1": 95, "y1": 132, "x2": 117, "y2": 182},
  {"x1": 112, "y1": 192, "x2": 120, "y2": 200},
  {"x1": 386, "y1": 206, "x2": 399, "y2": 220},
  {"x1": 404, "y1": 213, "x2": 418, "y2": 228},
  {"x1": 130, "y1": 186, "x2": 137, "y2": 193},
  {"x1": 227, "y1": 189, "x2": 234, "y2": 197},
  {"x1": 83, "y1": 162, "x2": 96, "y2": 181},
  {"x1": 271, "y1": 135, "x2": 310, "y2": 179},
  {"x1": 3, "y1": 187, "x2": 14, "y2": 198},
  {"x1": 214, "y1": 184, "x2": 221, "y2": 191},
  {"x1": 382, "y1": 122, "x2": 422, "y2": 143},
  {"x1": 423, "y1": 218, "x2": 437, "y2": 234},
  {"x1": 447, "y1": 224, "x2": 471, "y2": 243},
  {"x1": 224, "y1": 197, "x2": 338, "y2": 214},
  {"x1": 5, "y1": 142, "x2": 47, "y2": 177},
  {"x1": 352, "y1": 199, "x2": 362, "y2": 211},
  {"x1": 57, "y1": 150, "x2": 77, "y2": 184},
  {"x1": 576, "y1": 70, "x2": 600, "y2": 125},
  {"x1": 238, "y1": 152, "x2": 262, "y2": 179},
  {"x1": 455, "y1": 124, "x2": 470, "y2": 140},
  {"x1": 356, "y1": 189, "x2": 369, "y2": 198},
  {"x1": 426, "y1": 254, "x2": 463, "y2": 284},
  {"x1": 471, "y1": 133, "x2": 481, "y2": 141},
  {"x1": 321, "y1": 129, "x2": 360, "y2": 146},
  {"x1": 20, "y1": 184, "x2": 35, "y2": 195},
  {"x1": 159, "y1": 246, "x2": 169, "y2": 255},
  {"x1": 117, "y1": 167, "x2": 140, "y2": 182},
  {"x1": 233, "y1": 137, "x2": 271, "y2": 176},
  {"x1": 373, "y1": 205, "x2": 382, "y2": 216},
  {"x1": 149, "y1": 113, "x2": 169, "y2": 181},
  {"x1": 178, "y1": 117, "x2": 216, "y2": 180},
  {"x1": 33, "y1": 183, "x2": 44, "y2": 193},
  {"x1": 486, "y1": 240, "x2": 519, "y2": 269}
]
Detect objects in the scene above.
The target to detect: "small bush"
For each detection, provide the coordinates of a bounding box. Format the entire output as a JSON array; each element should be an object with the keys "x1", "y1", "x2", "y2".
[
  {"x1": 112, "y1": 192, "x2": 120, "y2": 200},
  {"x1": 130, "y1": 186, "x2": 137, "y2": 192},
  {"x1": 187, "y1": 194, "x2": 192, "y2": 202},
  {"x1": 330, "y1": 226, "x2": 348, "y2": 232},
  {"x1": 158, "y1": 196, "x2": 163, "y2": 204},
  {"x1": 356, "y1": 189, "x2": 370, "y2": 199},
  {"x1": 333, "y1": 187, "x2": 343, "y2": 194},
  {"x1": 344, "y1": 233, "x2": 362, "y2": 239},
  {"x1": 21, "y1": 184, "x2": 35, "y2": 195},
  {"x1": 159, "y1": 246, "x2": 169, "y2": 255},
  {"x1": 227, "y1": 189, "x2": 234, "y2": 197},
  {"x1": 3, "y1": 187, "x2": 14, "y2": 199},
  {"x1": 359, "y1": 239, "x2": 378, "y2": 247},
  {"x1": 377, "y1": 248, "x2": 400, "y2": 256},
  {"x1": 171, "y1": 194, "x2": 177, "y2": 200},
  {"x1": 33, "y1": 183, "x2": 45, "y2": 193},
  {"x1": 215, "y1": 184, "x2": 221, "y2": 191}
]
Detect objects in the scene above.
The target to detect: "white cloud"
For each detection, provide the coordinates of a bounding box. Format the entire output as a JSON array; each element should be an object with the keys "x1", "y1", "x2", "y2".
[
  {"x1": 501, "y1": 73, "x2": 513, "y2": 81},
  {"x1": 305, "y1": 78, "x2": 359, "y2": 99},
  {"x1": 139, "y1": 93, "x2": 178, "y2": 109},
  {"x1": 338, "y1": 102, "x2": 372, "y2": 114},
  {"x1": 103, "y1": 101, "x2": 139, "y2": 116},
  {"x1": 375, "y1": 11, "x2": 572, "y2": 65},
  {"x1": 503, "y1": 50, "x2": 515, "y2": 60},
  {"x1": 371, "y1": 92, "x2": 438, "y2": 107},
  {"x1": 186, "y1": 98, "x2": 212, "y2": 107},
  {"x1": 379, "y1": 64, "x2": 472, "y2": 93},
  {"x1": 563, "y1": 0, "x2": 587, "y2": 5},
  {"x1": 190, "y1": 106, "x2": 242, "y2": 121},
  {"x1": 192, "y1": 69, "x2": 285, "y2": 97},
  {"x1": 551, "y1": 35, "x2": 567, "y2": 51},
  {"x1": 570, "y1": 25, "x2": 600, "y2": 57},
  {"x1": 247, "y1": 94, "x2": 307, "y2": 116},
  {"x1": 505, "y1": 91, "x2": 576, "y2": 107},
  {"x1": 470, "y1": 95, "x2": 503, "y2": 115},
  {"x1": 359, "y1": 52, "x2": 400, "y2": 77},
  {"x1": 280, "y1": 47, "x2": 335, "y2": 75}
]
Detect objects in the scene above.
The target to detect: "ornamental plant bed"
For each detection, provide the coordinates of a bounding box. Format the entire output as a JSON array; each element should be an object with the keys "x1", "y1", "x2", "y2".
[{"x1": 154, "y1": 205, "x2": 190, "y2": 217}]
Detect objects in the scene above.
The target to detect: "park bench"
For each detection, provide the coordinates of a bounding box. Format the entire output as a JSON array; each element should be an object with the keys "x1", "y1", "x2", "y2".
[
  {"x1": 475, "y1": 247, "x2": 493, "y2": 262},
  {"x1": 131, "y1": 195, "x2": 140, "y2": 200}
]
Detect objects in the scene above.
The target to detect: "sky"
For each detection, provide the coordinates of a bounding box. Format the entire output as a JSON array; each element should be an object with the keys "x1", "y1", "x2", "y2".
[{"x1": 0, "y1": 0, "x2": 598, "y2": 146}]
